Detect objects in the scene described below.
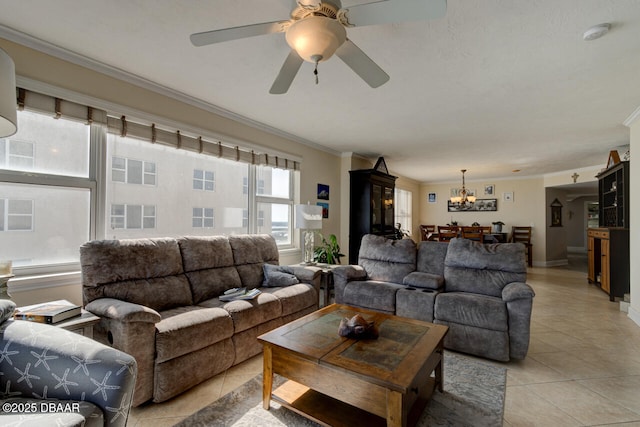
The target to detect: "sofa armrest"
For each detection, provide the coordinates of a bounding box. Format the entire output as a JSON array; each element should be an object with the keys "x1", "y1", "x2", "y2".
[
  {"x1": 84, "y1": 298, "x2": 159, "y2": 406},
  {"x1": 332, "y1": 265, "x2": 367, "y2": 304},
  {"x1": 502, "y1": 282, "x2": 535, "y2": 360},
  {"x1": 502, "y1": 282, "x2": 535, "y2": 302},
  {"x1": 85, "y1": 298, "x2": 161, "y2": 324},
  {"x1": 0, "y1": 319, "x2": 137, "y2": 427},
  {"x1": 289, "y1": 265, "x2": 322, "y2": 284}
]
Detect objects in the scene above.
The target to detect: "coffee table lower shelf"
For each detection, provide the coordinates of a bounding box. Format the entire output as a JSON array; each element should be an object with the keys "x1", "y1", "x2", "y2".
[{"x1": 271, "y1": 378, "x2": 436, "y2": 427}]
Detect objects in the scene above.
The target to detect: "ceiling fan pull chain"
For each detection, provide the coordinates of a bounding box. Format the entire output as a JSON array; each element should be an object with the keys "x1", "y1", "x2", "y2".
[{"x1": 312, "y1": 54, "x2": 321, "y2": 85}]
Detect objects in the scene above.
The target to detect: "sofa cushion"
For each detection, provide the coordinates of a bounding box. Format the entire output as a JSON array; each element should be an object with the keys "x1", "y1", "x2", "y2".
[
  {"x1": 199, "y1": 291, "x2": 282, "y2": 333},
  {"x1": 80, "y1": 238, "x2": 183, "y2": 283},
  {"x1": 403, "y1": 271, "x2": 443, "y2": 290},
  {"x1": 178, "y1": 235, "x2": 235, "y2": 272},
  {"x1": 229, "y1": 235, "x2": 279, "y2": 288},
  {"x1": 434, "y1": 292, "x2": 508, "y2": 331},
  {"x1": 91, "y1": 276, "x2": 193, "y2": 312},
  {"x1": 178, "y1": 236, "x2": 244, "y2": 303},
  {"x1": 262, "y1": 264, "x2": 300, "y2": 287},
  {"x1": 80, "y1": 238, "x2": 191, "y2": 309},
  {"x1": 342, "y1": 280, "x2": 404, "y2": 314},
  {"x1": 444, "y1": 238, "x2": 527, "y2": 297},
  {"x1": 260, "y1": 283, "x2": 316, "y2": 316},
  {"x1": 416, "y1": 241, "x2": 448, "y2": 276},
  {"x1": 358, "y1": 235, "x2": 416, "y2": 284},
  {"x1": 155, "y1": 306, "x2": 234, "y2": 363}
]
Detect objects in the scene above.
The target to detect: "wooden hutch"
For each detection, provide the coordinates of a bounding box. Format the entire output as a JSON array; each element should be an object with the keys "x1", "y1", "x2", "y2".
[
  {"x1": 349, "y1": 157, "x2": 397, "y2": 263},
  {"x1": 587, "y1": 151, "x2": 630, "y2": 301}
]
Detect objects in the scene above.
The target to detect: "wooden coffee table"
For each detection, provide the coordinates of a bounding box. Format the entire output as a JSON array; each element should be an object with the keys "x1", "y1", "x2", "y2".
[{"x1": 258, "y1": 304, "x2": 448, "y2": 427}]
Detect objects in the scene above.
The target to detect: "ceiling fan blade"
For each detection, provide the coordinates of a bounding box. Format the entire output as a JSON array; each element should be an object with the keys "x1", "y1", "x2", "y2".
[
  {"x1": 335, "y1": 39, "x2": 389, "y2": 88},
  {"x1": 343, "y1": 0, "x2": 446, "y2": 27},
  {"x1": 190, "y1": 21, "x2": 288, "y2": 47},
  {"x1": 270, "y1": 50, "x2": 304, "y2": 94}
]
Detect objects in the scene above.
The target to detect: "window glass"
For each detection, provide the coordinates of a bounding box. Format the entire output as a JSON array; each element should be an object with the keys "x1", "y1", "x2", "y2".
[
  {"x1": 394, "y1": 188, "x2": 412, "y2": 236},
  {"x1": 256, "y1": 167, "x2": 289, "y2": 197},
  {"x1": 0, "y1": 110, "x2": 89, "y2": 177},
  {"x1": 106, "y1": 134, "x2": 248, "y2": 239},
  {"x1": 0, "y1": 183, "x2": 90, "y2": 267},
  {"x1": 257, "y1": 202, "x2": 291, "y2": 245}
]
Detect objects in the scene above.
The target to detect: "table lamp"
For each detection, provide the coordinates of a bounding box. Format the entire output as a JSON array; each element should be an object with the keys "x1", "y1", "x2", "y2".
[{"x1": 295, "y1": 203, "x2": 323, "y2": 265}]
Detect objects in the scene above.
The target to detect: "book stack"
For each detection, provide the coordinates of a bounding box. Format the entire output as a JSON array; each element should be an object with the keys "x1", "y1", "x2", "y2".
[
  {"x1": 14, "y1": 299, "x2": 82, "y2": 324},
  {"x1": 219, "y1": 287, "x2": 261, "y2": 302}
]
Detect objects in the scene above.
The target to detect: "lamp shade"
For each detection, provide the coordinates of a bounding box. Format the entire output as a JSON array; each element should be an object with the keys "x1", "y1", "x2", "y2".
[
  {"x1": 285, "y1": 16, "x2": 347, "y2": 63},
  {"x1": 295, "y1": 204, "x2": 323, "y2": 229},
  {"x1": 0, "y1": 48, "x2": 17, "y2": 137}
]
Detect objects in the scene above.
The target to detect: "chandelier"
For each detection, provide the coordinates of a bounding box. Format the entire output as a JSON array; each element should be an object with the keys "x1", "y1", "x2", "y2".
[{"x1": 450, "y1": 169, "x2": 476, "y2": 207}]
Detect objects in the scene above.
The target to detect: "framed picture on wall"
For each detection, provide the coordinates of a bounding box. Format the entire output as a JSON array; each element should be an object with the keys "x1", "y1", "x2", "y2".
[
  {"x1": 317, "y1": 184, "x2": 329, "y2": 200},
  {"x1": 503, "y1": 192, "x2": 514, "y2": 202},
  {"x1": 428, "y1": 192, "x2": 437, "y2": 203},
  {"x1": 317, "y1": 202, "x2": 329, "y2": 218},
  {"x1": 484, "y1": 184, "x2": 495, "y2": 195}
]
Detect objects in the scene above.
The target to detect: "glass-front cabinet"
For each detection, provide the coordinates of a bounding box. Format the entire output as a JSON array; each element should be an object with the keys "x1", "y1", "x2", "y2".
[{"x1": 349, "y1": 157, "x2": 397, "y2": 263}]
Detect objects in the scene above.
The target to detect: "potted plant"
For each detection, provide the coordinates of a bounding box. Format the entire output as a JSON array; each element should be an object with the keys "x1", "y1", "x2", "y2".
[
  {"x1": 492, "y1": 221, "x2": 505, "y2": 233},
  {"x1": 313, "y1": 234, "x2": 345, "y2": 265}
]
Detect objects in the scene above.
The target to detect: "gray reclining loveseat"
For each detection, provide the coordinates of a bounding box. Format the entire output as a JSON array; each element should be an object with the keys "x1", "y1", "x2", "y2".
[{"x1": 333, "y1": 235, "x2": 535, "y2": 361}]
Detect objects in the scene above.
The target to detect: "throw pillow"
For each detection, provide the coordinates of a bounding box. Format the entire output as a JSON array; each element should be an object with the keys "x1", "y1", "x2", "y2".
[{"x1": 262, "y1": 264, "x2": 300, "y2": 287}]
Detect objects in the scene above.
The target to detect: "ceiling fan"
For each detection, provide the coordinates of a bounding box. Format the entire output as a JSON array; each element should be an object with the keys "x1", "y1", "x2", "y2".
[{"x1": 190, "y1": 0, "x2": 447, "y2": 94}]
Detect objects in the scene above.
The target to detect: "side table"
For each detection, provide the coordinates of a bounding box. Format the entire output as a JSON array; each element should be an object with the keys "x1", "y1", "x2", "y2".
[
  {"x1": 316, "y1": 264, "x2": 337, "y2": 307},
  {"x1": 55, "y1": 310, "x2": 101, "y2": 338},
  {"x1": 12, "y1": 307, "x2": 100, "y2": 338}
]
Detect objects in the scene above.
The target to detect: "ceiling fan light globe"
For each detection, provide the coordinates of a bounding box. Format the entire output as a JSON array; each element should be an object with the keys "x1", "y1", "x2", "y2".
[{"x1": 285, "y1": 16, "x2": 346, "y2": 63}]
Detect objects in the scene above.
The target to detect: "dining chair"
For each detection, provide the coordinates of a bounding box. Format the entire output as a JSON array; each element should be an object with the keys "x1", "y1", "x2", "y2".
[
  {"x1": 461, "y1": 226, "x2": 484, "y2": 242},
  {"x1": 510, "y1": 226, "x2": 533, "y2": 267},
  {"x1": 419, "y1": 224, "x2": 436, "y2": 241},
  {"x1": 437, "y1": 225, "x2": 459, "y2": 242}
]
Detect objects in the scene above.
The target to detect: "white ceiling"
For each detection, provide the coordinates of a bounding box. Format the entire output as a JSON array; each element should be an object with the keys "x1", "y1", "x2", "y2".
[{"x1": 1, "y1": 0, "x2": 638, "y2": 183}]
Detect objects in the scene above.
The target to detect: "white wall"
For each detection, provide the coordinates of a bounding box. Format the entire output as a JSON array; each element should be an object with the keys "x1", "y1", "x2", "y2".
[
  {"x1": 627, "y1": 111, "x2": 640, "y2": 326},
  {"x1": 419, "y1": 176, "x2": 547, "y2": 265}
]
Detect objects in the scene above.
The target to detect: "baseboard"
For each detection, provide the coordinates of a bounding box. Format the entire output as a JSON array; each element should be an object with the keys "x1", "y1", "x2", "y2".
[
  {"x1": 628, "y1": 305, "x2": 640, "y2": 328},
  {"x1": 567, "y1": 246, "x2": 587, "y2": 254},
  {"x1": 538, "y1": 259, "x2": 569, "y2": 267}
]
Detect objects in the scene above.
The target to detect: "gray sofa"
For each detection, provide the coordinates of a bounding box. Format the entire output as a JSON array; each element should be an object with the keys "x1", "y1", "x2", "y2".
[
  {"x1": 0, "y1": 299, "x2": 137, "y2": 427},
  {"x1": 79, "y1": 234, "x2": 320, "y2": 406},
  {"x1": 333, "y1": 235, "x2": 535, "y2": 362}
]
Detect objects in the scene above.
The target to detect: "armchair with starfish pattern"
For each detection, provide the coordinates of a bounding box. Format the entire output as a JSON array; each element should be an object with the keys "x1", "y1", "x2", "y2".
[{"x1": 0, "y1": 299, "x2": 136, "y2": 427}]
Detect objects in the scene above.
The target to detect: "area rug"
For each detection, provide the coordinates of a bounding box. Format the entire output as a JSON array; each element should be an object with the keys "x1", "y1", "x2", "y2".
[{"x1": 175, "y1": 351, "x2": 506, "y2": 427}]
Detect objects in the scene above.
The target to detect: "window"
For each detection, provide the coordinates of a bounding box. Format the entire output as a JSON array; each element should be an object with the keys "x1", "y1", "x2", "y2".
[
  {"x1": 0, "y1": 94, "x2": 299, "y2": 274},
  {"x1": 1, "y1": 139, "x2": 35, "y2": 169},
  {"x1": 0, "y1": 198, "x2": 34, "y2": 231},
  {"x1": 193, "y1": 207, "x2": 214, "y2": 228},
  {"x1": 254, "y1": 166, "x2": 293, "y2": 245},
  {"x1": 395, "y1": 188, "x2": 412, "y2": 236},
  {"x1": 193, "y1": 169, "x2": 214, "y2": 191},
  {"x1": 110, "y1": 204, "x2": 156, "y2": 230},
  {"x1": 0, "y1": 110, "x2": 91, "y2": 269},
  {"x1": 106, "y1": 134, "x2": 249, "y2": 239},
  {"x1": 111, "y1": 156, "x2": 156, "y2": 185}
]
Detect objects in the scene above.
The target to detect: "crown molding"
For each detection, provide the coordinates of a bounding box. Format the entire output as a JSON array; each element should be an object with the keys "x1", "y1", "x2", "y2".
[
  {"x1": 624, "y1": 104, "x2": 640, "y2": 127},
  {"x1": 0, "y1": 25, "x2": 341, "y2": 157}
]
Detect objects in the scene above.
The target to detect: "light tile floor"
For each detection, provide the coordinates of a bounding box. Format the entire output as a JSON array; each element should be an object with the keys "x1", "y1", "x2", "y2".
[{"x1": 129, "y1": 256, "x2": 640, "y2": 426}]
